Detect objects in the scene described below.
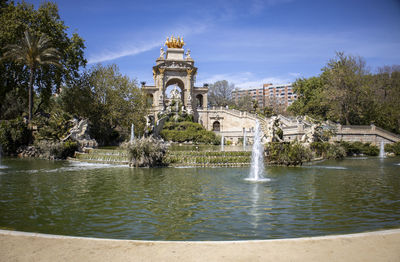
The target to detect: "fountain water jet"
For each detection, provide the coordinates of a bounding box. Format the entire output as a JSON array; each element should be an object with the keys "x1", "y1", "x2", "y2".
[
  {"x1": 243, "y1": 129, "x2": 247, "y2": 151},
  {"x1": 246, "y1": 120, "x2": 269, "y2": 182},
  {"x1": 379, "y1": 141, "x2": 385, "y2": 158},
  {"x1": 221, "y1": 135, "x2": 224, "y2": 152},
  {"x1": 0, "y1": 144, "x2": 5, "y2": 169},
  {"x1": 130, "y1": 124, "x2": 135, "y2": 143}
]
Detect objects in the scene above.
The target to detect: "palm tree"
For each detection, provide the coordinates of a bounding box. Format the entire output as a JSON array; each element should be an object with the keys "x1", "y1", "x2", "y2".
[{"x1": 2, "y1": 31, "x2": 61, "y2": 123}]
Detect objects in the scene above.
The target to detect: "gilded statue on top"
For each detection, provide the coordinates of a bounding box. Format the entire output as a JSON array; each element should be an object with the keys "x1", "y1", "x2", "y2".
[{"x1": 165, "y1": 35, "x2": 185, "y2": 48}]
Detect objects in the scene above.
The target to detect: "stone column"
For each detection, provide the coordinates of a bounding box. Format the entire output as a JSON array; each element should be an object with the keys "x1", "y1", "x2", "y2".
[
  {"x1": 158, "y1": 68, "x2": 165, "y2": 109},
  {"x1": 185, "y1": 68, "x2": 194, "y2": 112},
  {"x1": 203, "y1": 92, "x2": 208, "y2": 109}
]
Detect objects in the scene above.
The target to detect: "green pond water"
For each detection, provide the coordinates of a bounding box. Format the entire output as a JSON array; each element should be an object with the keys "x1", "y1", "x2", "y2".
[{"x1": 0, "y1": 157, "x2": 399, "y2": 241}]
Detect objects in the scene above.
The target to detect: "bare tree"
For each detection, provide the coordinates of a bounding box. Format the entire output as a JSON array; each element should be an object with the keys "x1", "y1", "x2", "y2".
[{"x1": 208, "y1": 80, "x2": 235, "y2": 107}]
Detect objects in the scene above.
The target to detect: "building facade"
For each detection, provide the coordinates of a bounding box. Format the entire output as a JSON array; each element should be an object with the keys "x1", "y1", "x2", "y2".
[{"x1": 232, "y1": 83, "x2": 297, "y2": 109}]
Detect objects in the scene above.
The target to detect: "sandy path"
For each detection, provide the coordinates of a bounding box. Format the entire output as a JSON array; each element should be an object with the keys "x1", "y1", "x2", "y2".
[{"x1": 1, "y1": 229, "x2": 400, "y2": 262}]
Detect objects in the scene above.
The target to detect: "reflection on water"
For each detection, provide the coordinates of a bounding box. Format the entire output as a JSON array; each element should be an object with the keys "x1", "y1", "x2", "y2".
[{"x1": 0, "y1": 157, "x2": 399, "y2": 240}]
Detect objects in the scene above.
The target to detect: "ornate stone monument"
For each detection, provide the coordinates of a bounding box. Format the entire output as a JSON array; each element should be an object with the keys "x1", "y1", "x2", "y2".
[{"x1": 142, "y1": 36, "x2": 208, "y2": 122}]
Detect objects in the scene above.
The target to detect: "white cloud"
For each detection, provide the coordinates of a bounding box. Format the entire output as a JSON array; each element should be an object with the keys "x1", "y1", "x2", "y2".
[
  {"x1": 289, "y1": 72, "x2": 301, "y2": 77},
  {"x1": 87, "y1": 20, "x2": 209, "y2": 64},
  {"x1": 87, "y1": 41, "x2": 161, "y2": 64},
  {"x1": 197, "y1": 72, "x2": 292, "y2": 89}
]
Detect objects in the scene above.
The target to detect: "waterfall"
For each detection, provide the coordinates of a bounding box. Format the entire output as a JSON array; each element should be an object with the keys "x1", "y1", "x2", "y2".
[{"x1": 246, "y1": 120, "x2": 268, "y2": 182}]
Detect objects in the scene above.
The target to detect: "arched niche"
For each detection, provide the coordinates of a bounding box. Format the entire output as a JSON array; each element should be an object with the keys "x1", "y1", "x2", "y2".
[
  {"x1": 196, "y1": 94, "x2": 203, "y2": 109},
  {"x1": 146, "y1": 94, "x2": 154, "y2": 107},
  {"x1": 212, "y1": 121, "x2": 221, "y2": 132},
  {"x1": 164, "y1": 78, "x2": 185, "y2": 105}
]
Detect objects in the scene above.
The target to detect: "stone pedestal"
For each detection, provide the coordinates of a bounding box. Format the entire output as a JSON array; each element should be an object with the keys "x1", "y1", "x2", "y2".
[{"x1": 166, "y1": 48, "x2": 184, "y2": 60}]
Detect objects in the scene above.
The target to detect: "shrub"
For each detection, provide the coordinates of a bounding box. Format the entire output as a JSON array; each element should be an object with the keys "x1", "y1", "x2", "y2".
[
  {"x1": 122, "y1": 137, "x2": 166, "y2": 167},
  {"x1": 62, "y1": 141, "x2": 79, "y2": 159},
  {"x1": 385, "y1": 142, "x2": 400, "y2": 155},
  {"x1": 339, "y1": 141, "x2": 379, "y2": 156},
  {"x1": 35, "y1": 140, "x2": 78, "y2": 159},
  {"x1": 310, "y1": 142, "x2": 346, "y2": 159},
  {"x1": 324, "y1": 143, "x2": 346, "y2": 159},
  {"x1": 160, "y1": 121, "x2": 219, "y2": 144},
  {"x1": 0, "y1": 118, "x2": 30, "y2": 155},
  {"x1": 265, "y1": 142, "x2": 312, "y2": 166},
  {"x1": 33, "y1": 106, "x2": 73, "y2": 141}
]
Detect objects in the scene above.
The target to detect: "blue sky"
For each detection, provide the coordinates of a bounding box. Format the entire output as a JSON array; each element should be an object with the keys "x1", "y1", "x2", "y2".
[{"x1": 26, "y1": 0, "x2": 400, "y2": 89}]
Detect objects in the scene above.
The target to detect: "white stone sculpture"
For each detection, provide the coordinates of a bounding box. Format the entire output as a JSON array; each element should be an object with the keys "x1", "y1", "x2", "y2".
[
  {"x1": 63, "y1": 119, "x2": 90, "y2": 141},
  {"x1": 301, "y1": 122, "x2": 323, "y2": 143},
  {"x1": 170, "y1": 86, "x2": 181, "y2": 101},
  {"x1": 265, "y1": 116, "x2": 283, "y2": 143},
  {"x1": 62, "y1": 118, "x2": 98, "y2": 149}
]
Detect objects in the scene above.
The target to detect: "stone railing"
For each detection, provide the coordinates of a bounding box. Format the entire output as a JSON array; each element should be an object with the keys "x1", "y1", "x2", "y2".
[
  {"x1": 206, "y1": 107, "x2": 259, "y2": 120},
  {"x1": 334, "y1": 125, "x2": 400, "y2": 143}
]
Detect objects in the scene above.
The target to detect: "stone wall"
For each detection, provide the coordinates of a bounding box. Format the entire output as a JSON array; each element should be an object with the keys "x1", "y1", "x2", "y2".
[
  {"x1": 198, "y1": 108, "x2": 400, "y2": 145},
  {"x1": 198, "y1": 107, "x2": 258, "y2": 144}
]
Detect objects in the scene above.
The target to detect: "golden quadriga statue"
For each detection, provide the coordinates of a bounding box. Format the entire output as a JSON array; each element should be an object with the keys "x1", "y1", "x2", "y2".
[{"x1": 165, "y1": 36, "x2": 185, "y2": 48}]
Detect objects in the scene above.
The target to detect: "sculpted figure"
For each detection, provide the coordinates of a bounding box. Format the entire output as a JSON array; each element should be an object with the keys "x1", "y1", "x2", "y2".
[
  {"x1": 159, "y1": 48, "x2": 165, "y2": 58},
  {"x1": 265, "y1": 116, "x2": 283, "y2": 143},
  {"x1": 170, "y1": 86, "x2": 181, "y2": 101},
  {"x1": 62, "y1": 118, "x2": 90, "y2": 141},
  {"x1": 301, "y1": 122, "x2": 323, "y2": 143}
]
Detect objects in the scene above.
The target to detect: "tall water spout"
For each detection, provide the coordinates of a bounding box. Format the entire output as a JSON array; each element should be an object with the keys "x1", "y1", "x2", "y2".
[
  {"x1": 130, "y1": 124, "x2": 135, "y2": 143},
  {"x1": 379, "y1": 141, "x2": 385, "y2": 158},
  {"x1": 0, "y1": 144, "x2": 4, "y2": 169},
  {"x1": 243, "y1": 129, "x2": 247, "y2": 151},
  {"x1": 246, "y1": 120, "x2": 268, "y2": 182},
  {"x1": 221, "y1": 135, "x2": 224, "y2": 152}
]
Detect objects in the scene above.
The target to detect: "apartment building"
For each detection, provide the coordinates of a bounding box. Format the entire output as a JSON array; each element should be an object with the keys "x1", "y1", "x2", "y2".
[{"x1": 232, "y1": 83, "x2": 297, "y2": 109}]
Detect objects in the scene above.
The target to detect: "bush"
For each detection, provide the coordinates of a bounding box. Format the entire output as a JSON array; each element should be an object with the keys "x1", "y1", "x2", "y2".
[
  {"x1": 160, "y1": 121, "x2": 219, "y2": 144},
  {"x1": 62, "y1": 141, "x2": 79, "y2": 159},
  {"x1": 385, "y1": 142, "x2": 400, "y2": 155},
  {"x1": 339, "y1": 141, "x2": 379, "y2": 156},
  {"x1": 0, "y1": 118, "x2": 30, "y2": 155},
  {"x1": 122, "y1": 137, "x2": 166, "y2": 167},
  {"x1": 35, "y1": 140, "x2": 78, "y2": 159},
  {"x1": 310, "y1": 142, "x2": 346, "y2": 159},
  {"x1": 265, "y1": 142, "x2": 312, "y2": 166}
]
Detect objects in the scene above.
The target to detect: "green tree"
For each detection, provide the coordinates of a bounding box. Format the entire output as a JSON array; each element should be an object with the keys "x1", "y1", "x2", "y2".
[
  {"x1": 2, "y1": 31, "x2": 61, "y2": 123},
  {"x1": 321, "y1": 52, "x2": 369, "y2": 125},
  {"x1": 61, "y1": 64, "x2": 148, "y2": 145},
  {"x1": 288, "y1": 76, "x2": 328, "y2": 119},
  {"x1": 0, "y1": 1, "x2": 86, "y2": 119},
  {"x1": 287, "y1": 52, "x2": 400, "y2": 134}
]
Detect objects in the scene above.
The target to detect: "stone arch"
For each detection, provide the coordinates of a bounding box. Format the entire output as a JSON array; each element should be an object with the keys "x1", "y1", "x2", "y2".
[
  {"x1": 196, "y1": 94, "x2": 203, "y2": 108},
  {"x1": 212, "y1": 121, "x2": 220, "y2": 132},
  {"x1": 165, "y1": 78, "x2": 185, "y2": 105}
]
